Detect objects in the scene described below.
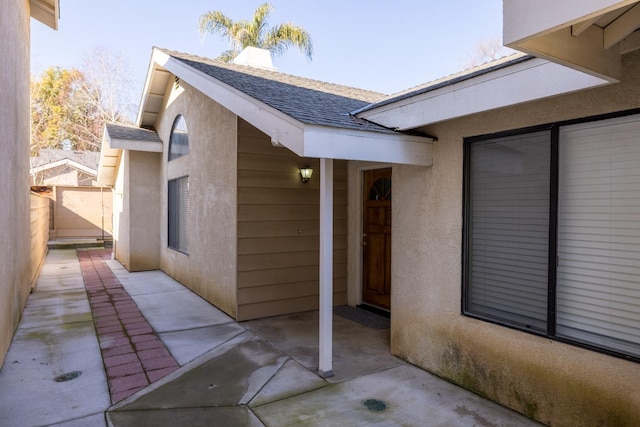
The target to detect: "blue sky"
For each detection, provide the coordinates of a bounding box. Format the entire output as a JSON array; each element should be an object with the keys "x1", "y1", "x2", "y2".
[{"x1": 31, "y1": 0, "x2": 504, "y2": 97}]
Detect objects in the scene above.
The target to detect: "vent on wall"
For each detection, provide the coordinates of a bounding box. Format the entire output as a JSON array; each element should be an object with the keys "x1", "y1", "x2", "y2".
[{"x1": 174, "y1": 76, "x2": 180, "y2": 90}]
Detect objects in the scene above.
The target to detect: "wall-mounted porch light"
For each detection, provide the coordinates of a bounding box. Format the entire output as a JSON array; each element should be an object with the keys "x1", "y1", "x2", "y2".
[{"x1": 299, "y1": 166, "x2": 313, "y2": 183}]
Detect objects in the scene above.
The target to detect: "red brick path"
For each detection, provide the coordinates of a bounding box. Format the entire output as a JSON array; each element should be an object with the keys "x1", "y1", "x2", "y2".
[{"x1": 77, "y1": 249, "x2": 179, "y2": 403}]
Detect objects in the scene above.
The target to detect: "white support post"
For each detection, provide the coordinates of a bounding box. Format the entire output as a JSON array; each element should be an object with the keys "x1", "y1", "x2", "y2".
[{"x1": 318, "y1": 157, "x2": 334, "y2": 378}]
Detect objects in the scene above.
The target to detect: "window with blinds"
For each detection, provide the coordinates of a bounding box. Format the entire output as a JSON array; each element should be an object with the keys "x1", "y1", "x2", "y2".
[
  {"x1": 557, "y1": 116, "x2": 640, "y2": 357},
  {"x1": 466, "y1": 132, "x2": 550, "y2": 332},
  {"x1": 168, "y1": 176, "x2": 189, "y2": 253},
  {"x1": 464, "y1": 112, "x2": 640, "y2": 360}
]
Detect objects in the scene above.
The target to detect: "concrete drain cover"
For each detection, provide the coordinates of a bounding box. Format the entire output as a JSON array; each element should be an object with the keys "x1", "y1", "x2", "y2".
[
  {"x1": 54, "y1": 371, "x2": 82, "y2": 382},
  {"x1": 363, "y1": 399, "x2": 387, "y2": 412}
]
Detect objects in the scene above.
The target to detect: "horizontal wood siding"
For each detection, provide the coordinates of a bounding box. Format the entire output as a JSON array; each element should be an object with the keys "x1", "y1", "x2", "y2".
[{"x1": 237, "y1": 119, "x2": 348, "y2": 320}]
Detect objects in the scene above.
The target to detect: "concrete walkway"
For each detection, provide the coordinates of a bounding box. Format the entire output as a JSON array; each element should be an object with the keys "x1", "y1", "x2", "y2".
[{"x1": 0, "y1": 249, "x2": 542, "y2": 426}]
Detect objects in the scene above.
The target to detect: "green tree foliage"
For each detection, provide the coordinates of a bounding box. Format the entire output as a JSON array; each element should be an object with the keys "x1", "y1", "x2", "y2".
[
  {"x1": 198, "y1": 3, "x2": 313, "y2": 62},
  {"x1": 30, "y1": 67, "x2": 102, "y2": 154}
]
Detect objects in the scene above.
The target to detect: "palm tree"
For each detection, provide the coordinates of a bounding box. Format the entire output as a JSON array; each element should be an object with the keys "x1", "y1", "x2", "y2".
[{"x1": 198, "y1": 3, "x2": 313, "y2": 62}]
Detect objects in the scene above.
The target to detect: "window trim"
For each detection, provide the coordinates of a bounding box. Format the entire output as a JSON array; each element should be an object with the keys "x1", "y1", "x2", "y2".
[{"x1": 462, "y1": 108, "x2": 640, "y2": 364}]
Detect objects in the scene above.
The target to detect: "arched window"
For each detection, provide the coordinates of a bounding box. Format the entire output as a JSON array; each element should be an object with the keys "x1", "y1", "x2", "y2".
[{"x1": 169, "y1": 115, "x2": 189, "y2": 161}]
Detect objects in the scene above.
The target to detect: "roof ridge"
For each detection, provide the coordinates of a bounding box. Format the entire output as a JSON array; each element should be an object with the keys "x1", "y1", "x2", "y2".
[{"x1": 154, "y1": 46, "x2": 387, "y2": 102}]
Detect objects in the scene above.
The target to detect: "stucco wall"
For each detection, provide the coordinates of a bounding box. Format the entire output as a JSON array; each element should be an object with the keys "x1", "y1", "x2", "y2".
[
  {"x1": 51, "y1": 186, "x2": 112, "y2": 239},
  {"x1": 158, "y1": 82, "x2": 238, "y2": 318},
  {"x1": 0, "y1": 0, "x2": 31, "y2": 367},
  {"x1": 30, "y1": 193, "x2": 50, "y2": 289},
  {"x1": 128, "y1": 151, "x2": 161, "y2": 271},
  {"x1": 113, "y1": 151, "x2": 130, "y2": 269},
  {"x1": 390, "y1": 50, "x2": 640, "y2": 425},
  {"x1": 112, "y1": 150, "x2": 161, "y2": 272}
]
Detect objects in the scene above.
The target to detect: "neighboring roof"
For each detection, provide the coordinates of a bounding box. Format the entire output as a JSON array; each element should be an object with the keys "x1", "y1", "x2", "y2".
[
  {"x1": 31, "y1": 149, "x2": 99, "y2": 172},
  {"x1": 158, "y1": 49, "x2": 394, "y2": 134},
  {"x1": 353, "y1": 53, "x2": 533, "y2": 114}
]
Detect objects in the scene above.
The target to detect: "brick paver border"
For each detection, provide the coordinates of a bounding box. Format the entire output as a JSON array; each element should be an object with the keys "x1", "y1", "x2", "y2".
[{"x1": 77, "y1": 249, "x2": 179, "y2": 403}]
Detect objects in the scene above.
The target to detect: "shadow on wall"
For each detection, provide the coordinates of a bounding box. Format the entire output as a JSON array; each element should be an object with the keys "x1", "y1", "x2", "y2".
[{"x1": 51, "y1": 187, "x2": 113, "y2": 238}]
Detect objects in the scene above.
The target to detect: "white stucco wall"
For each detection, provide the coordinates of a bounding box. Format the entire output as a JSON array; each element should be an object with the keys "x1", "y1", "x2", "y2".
[
  {"x1": 158, "y1": 82, "x2": 238, "y2": 317},
  {"x1": 0, "y1": 0, "x2": 32, "y2": 367},
  {"x1": 387, "y1": 50, "x2": 640, "y2": 425}
]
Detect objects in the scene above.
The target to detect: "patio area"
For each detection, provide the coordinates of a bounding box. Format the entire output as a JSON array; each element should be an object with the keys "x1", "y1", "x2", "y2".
[{"x1": 0, "y1": 248, "x2": 540, "y2": 426}]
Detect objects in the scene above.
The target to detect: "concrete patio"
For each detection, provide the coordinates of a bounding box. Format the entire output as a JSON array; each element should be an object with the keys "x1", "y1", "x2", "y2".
[{"x1": 0, "y1": 249, "x2": 541, "y2": 426}]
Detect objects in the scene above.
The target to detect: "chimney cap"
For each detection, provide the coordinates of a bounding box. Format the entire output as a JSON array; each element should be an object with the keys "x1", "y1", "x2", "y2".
[{"x1": 232, "y1": 47, "x2": 277, "y2": 71}]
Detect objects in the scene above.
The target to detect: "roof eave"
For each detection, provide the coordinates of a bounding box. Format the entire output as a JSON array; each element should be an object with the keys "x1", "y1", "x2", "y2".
[
  {"x1": 97, "y1": 126, "x2": 163, "y2": 186},
  {"x1": 137, "y1": 48, "x2": 434, "y2": 166},
  {"x1": 30, "y1": 0, "x2": 59, "y2": 30},
  {"x1": 143, "y1": 48, "x2": 307, "y2": 155},
  {"x1": 97, "y1": 129, "x2": 120, "y2": 187},
  {"x1": 303, "y1": 125, "x2": 433, "y2": 166},
  {"x1": 356, "y1": 58, "x2": 610, "y2": 131}
]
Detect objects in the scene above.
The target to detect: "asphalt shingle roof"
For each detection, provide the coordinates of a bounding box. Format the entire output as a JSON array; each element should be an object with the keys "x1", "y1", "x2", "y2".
[
  {"x1": 105, "y1": 123, "x2": 162, "y2": 142},
  {"x1": 30, "y1": 149, "x2": 99, "y2": 170},
  {"x1": 159, "y1": 48, "x2": 397, "y2": 134}
]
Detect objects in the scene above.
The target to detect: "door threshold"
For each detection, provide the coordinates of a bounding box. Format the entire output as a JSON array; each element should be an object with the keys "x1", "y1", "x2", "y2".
[{"x1": 357, "y1": 304, "x2": 390, "y2": 318}]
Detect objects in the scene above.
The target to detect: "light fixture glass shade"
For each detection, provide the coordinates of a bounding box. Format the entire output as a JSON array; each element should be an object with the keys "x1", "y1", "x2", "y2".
[{"x1": 300, "y1": 166, "x2": 313, "y2": 183}]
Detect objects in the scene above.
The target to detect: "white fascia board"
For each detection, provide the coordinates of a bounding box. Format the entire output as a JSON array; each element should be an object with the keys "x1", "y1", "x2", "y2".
[
  {"x1": 303, "y1": 126, "x2": 433, "y2": 166},
  {"x1": 108, "y1": 138, "x2": 163, "y2": 153},
  {"x1": 153, "y1": 49, "x2": 306, "y2": 155},
  {"x1": 358, "y1": 58, "x2": 609, "y2": 131},
  {"x1": 31, "y1": 159, "x2": 96, "y2": 176},
  {"x1": 503, "y1": 0, "x2": 636, "y2": 45}
]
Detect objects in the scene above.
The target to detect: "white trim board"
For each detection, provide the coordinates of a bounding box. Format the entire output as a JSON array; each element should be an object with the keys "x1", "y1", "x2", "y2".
[{"x1": 356, "y1": 58, "x2": 609, "y2": 131}]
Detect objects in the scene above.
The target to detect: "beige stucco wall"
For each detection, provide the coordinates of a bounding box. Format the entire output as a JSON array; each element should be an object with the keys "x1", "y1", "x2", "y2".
[
  {"x1": 112, "y1": 150, "x2": 161, "y2": 272},
  {"x1": 113, "y1": 153, "x2": 129, "y2": 269},
  {"x1": 158, "y1": 82, "x2": 238, "y2": 318},
  {"x1": 0, "y1": 0, "x2": 32, "y2": 367},
  {"x1": 51, "y1": 186, "x2": 112, "y2": 239},
  {"x1": 128, "y1": 151, "x2": 161, "y2": 271},
  {"x1": 388, "y1": 50, "x2": 640, "y2": 425},
  {"x1": 30, "y1": 193, "x2": 50, "y2": 289}
]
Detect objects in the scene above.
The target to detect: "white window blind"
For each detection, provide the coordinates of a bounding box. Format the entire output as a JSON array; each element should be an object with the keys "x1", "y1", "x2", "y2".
[
  {"x1": 168, "y1": 176, "x2": 189, "y2": 253},
  {"x1": 557, "y1": 115, "x2": 640, "y2": 357},
  {"x1": 467, "y1": 131, "x2": 550, "y2": 331}
]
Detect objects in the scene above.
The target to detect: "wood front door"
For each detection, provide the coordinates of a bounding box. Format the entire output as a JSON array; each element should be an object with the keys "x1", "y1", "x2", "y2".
[{"x1": 362, "y1": 168, "x2": 392, "y2": 310}]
